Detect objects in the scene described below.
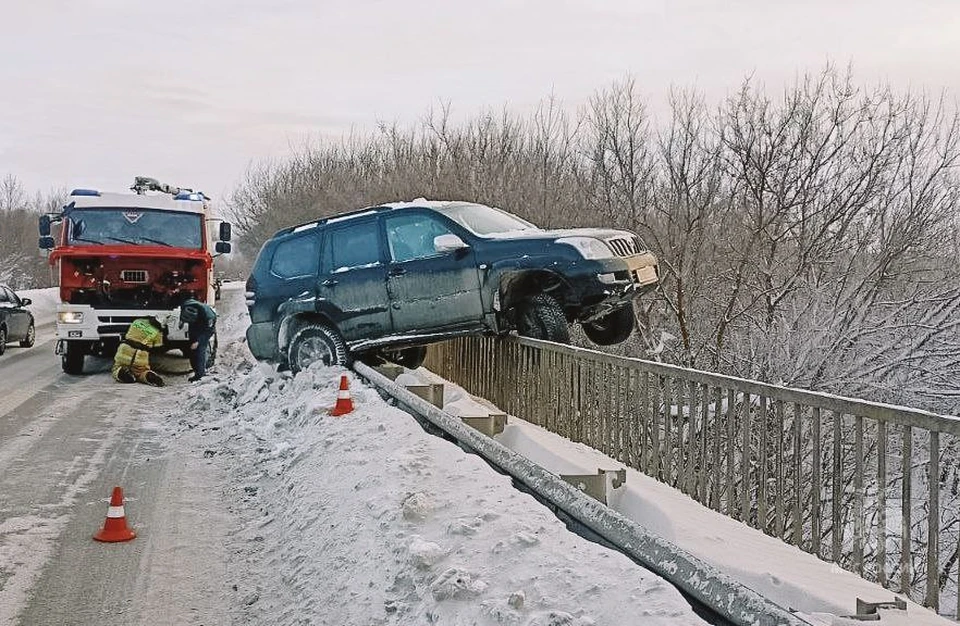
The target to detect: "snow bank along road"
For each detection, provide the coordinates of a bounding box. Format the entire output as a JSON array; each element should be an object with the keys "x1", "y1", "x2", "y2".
[{"x1": 1, "y1": 284, "x2": 716, "y2": 625}]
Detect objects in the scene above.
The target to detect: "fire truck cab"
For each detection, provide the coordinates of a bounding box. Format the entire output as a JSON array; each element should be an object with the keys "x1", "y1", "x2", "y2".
[{"x1": 39, "y1": 177, "x2": 232, "y2": 374}]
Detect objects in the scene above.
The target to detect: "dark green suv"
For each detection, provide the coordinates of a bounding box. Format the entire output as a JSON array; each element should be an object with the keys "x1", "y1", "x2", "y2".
[{"x1": 245, "y1": 200, "x2": 658, "y2": 372}]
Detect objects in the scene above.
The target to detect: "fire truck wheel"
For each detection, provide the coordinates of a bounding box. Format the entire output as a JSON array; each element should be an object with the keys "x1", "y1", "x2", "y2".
[
  {"x1": 62, "y1": 341, "x2": 85, "y2": 375},
  {"x1": 206, "y1": 332, "x2": 218, "y2": 367}
]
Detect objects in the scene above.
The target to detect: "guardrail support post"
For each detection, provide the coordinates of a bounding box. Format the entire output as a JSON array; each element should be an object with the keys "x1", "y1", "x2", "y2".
[
  {"x1": 461, "y1": 413, "x2": 507, "y2": 437},
  {"x1": 405, "y1": 383, "x2": 444, "y2": 408},
  {"x1": 560, "y1": 468, "x2": 626, "y2": 506}
]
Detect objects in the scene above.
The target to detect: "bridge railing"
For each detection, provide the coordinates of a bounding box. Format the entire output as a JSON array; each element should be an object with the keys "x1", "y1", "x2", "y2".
[{"x1": 424, "y1": 335, "x2": 960, "y2": 618}]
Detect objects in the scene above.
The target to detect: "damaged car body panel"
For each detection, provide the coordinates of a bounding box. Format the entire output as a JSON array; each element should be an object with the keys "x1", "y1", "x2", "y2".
[{"x1": 245, "y1": 200, "x2": 659, "y2": 371}]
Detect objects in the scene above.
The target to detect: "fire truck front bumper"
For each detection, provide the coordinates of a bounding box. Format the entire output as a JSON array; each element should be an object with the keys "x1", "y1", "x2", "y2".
[{"x1": 56, "y1": 304, "x2": 189, "y2": 342}]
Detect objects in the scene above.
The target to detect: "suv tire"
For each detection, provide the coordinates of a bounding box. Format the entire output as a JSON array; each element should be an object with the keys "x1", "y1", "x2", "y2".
[
  {"x1": 288, "y1": 323, "x2": 350, "y2": 374},
  {"x1": 0, "y1": 327, "x2": 6, "y2": 355},
  {"x1": 20, "y1": 322, "x2": 35, "y2": 348},
  {"x1": 582, "y1": 305, "x2": 635, "y2": 346},
  {"x1": 382, "y1": 346, "x2": 428, "y2": 369},
  {"x1": 517, "y1": 293, "x2": 570, "y2": 344},
  {"x1": 62, "y1": 341, "x2": 84, "y2": 374}
]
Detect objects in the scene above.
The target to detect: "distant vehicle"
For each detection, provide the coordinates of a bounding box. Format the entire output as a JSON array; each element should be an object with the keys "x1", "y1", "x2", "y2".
[
  {"x1": 245, "y1": 199, "x2": 659, "y2": 373},
  {"x1": 0, "y1": 285, "x2": 36, "y2": 355},
  {"x1": 37, "y1": 177, "x2": 233, "y2": 374}
]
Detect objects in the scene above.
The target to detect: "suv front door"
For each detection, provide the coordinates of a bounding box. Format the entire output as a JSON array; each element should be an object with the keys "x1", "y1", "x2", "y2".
[
  {"x1": 317, "y1": 217, "x2": 392, "y2": 342},
  {"x1": 384, "y1": 211, "x2": 484, "y2": 334}
]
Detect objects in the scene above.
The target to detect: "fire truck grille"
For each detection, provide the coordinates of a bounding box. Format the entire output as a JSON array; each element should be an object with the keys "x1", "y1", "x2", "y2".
[{"x1": 120, "y1": 270, "x2": 148, "y2": 283}]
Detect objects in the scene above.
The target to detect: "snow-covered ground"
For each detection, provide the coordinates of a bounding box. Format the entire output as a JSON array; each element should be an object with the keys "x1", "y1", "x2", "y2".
[
  {"x1": 9, "y1": 284, "x2": 949, "y2": 625},
  {"x1": 163, "y1": 286, "x2": 710, "y2": 625}
]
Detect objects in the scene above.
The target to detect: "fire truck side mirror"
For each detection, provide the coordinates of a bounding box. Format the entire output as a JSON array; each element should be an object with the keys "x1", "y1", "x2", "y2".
[
  {"x1": 39, "y1": 215, "x2": 52, "y2": 236},
  {"x1": 215, "y1": 241, "x2": 232, "y2": 254},
  {"x1": 39, "y1": 236, "x2": 55, "y2": 250},
  {"x1": 219, "y1": 222, "x2": 232, "y2": 242}
]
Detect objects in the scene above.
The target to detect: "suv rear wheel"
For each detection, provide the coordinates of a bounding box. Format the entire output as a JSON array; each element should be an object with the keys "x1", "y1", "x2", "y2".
[
  {"x1": 288, "y1": 323, "x2": 350, "y2": 374},
  {"x1": 582, "y1": 305, "x2": 635, "y2": 345},
  {"x1": 516, "y1": 293, "x2": 570, "y2": 344}
]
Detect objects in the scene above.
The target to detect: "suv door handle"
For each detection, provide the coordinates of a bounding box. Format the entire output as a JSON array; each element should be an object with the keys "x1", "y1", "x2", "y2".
[
  {"x1": 388, "y1": 267, "x2": 406, "y2": 277},
  {"x1": 322, "y1": 279, "x2": 338, "y2": 287}
]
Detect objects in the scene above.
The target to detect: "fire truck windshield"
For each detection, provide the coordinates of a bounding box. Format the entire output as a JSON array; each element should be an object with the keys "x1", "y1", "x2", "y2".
[{"x1": 67, "y1": 208, "x2": 203, "y2": 249}]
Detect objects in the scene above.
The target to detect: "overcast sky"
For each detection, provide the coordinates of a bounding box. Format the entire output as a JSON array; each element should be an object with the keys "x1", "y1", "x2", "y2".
[{"x1": 3, "y1": 0, "x2": 958, "y2": 204}]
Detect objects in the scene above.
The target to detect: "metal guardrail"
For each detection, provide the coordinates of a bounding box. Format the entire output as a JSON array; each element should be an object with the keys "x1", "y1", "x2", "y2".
[
  {"x1": 354, "y1": 361, "x2": 816, "y2": 626},
  {"x1": 423, "y1": 335, "x2": 960, "y2": 619}
]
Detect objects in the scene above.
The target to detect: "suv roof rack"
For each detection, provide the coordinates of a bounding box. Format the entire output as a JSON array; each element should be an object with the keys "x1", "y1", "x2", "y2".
[{"x1": 273, "y1": 204, "x2": 399, "y2": 238}]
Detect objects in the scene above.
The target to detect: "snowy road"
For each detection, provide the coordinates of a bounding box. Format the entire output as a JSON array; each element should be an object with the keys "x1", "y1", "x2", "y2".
[
  {"x1": 0, "y1": 307, "x2": 233, "y2": 625},
  {"x1": 0, "y1": 287, "x2": 715, "y2": 625}
]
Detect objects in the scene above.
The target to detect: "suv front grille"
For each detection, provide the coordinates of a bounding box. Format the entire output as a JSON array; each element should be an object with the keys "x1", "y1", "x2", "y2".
[
  {"x1": 121, "y1": 270, "x2": 148, "y2": 283},
  {"x1": 606, "y1": 236, "x2": 644, "y2": 257}
]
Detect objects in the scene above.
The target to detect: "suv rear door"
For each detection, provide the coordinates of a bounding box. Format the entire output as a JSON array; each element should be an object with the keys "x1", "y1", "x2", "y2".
[
  {"x1": 384, "y1": 211, "x2": 484, "y2": 334},
  {"x1": 248, "y1": 230, "x2": 321, "y2": 327},
  {"x1": 317, "y1": 217, "x2": 392, "y2": 341}
]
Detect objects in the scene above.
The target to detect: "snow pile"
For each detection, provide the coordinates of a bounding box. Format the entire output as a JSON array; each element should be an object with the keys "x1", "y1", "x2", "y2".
[
  {"x1": 17, "y1": 287, "x2": 59, "y2": 328},
  {"x1": 405, "y1": 370, "x2": 948, "y2": 626},
  {"x1": 165, "y1": 341, "x2": 708, "y2": 625}
]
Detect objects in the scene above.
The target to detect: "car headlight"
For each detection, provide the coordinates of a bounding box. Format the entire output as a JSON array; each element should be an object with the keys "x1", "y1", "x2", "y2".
[
  {"x1": 556, "y1": 237, "x2": 614, "y2": 260},
  {"x1": 58, "y1": 311, "x2": 84, "y2": 324}
]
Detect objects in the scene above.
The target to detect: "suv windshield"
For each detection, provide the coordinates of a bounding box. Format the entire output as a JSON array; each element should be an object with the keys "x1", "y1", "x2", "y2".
[
  {"x1": 67, "y1": 208, "x2": 203, "y2": 249},
  {"x1": 433, "y1": 203, "x2": 537, "y2": 236}
]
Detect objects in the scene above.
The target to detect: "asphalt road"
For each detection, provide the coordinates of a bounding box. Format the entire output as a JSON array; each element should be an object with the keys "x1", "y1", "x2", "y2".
[{"x1": 0, "y1": 311, "x2": 235, "y2": 626}]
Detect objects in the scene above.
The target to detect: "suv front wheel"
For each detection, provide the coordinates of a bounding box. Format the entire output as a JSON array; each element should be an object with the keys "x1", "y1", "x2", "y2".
[
  {"x1": 516, "y1": 293, "x2": 570, "y2": 344},
  {"x1": 582, "y1": 305, "x2": 635, "y2": 345},
  {"x1": 288, "y1": 323, "x2": 350, "y2": 374}
]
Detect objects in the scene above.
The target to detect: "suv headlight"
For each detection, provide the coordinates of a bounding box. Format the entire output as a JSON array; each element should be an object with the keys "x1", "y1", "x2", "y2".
[
  {"x1": 556, "y1": 237, "x2": 614, "y2": 260},
  {"x1": 58, "y1": 311, "x2": 84, "y2": 324}
]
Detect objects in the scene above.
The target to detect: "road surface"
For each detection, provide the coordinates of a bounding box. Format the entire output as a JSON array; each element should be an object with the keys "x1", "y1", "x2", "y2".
[{"x1": 0, "y1": 310, "x2": 236, "y2": 626}]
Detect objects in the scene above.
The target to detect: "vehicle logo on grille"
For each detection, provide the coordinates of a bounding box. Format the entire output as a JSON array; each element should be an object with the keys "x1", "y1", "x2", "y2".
[{"x1": 122, "y1": 211, "x2": 143, "y2": 224}]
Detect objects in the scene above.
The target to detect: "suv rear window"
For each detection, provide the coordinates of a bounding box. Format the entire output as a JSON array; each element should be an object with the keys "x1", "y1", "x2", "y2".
[
  {"x1": 270, "y1": 235, "x2": 319, "y2": 278},
  {"x1": 329, "y1": 221, "x2": 381, "y2": 272}
]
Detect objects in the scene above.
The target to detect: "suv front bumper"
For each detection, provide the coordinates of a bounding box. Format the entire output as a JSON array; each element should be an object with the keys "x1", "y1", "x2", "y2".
[{"x1": 571, "y1": 252, "x2": 659, "y2": 322}]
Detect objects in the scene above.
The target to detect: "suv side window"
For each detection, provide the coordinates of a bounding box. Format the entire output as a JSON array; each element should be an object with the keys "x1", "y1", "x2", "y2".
[
  {"x1": 270, "y1": 235, "x2": 319, "y2": 278},
  {"x1": 328, "y1": 220, "x2": 380, "y2": 271},
  {"x1": 385, "y1": 213, "x2": 454, "y2": 263},
  {"x1": 0, "y1": 288, "x2": 10, "y2": 304}
]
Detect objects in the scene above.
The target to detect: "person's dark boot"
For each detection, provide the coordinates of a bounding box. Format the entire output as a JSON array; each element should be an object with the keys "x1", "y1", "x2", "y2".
[
  {"x1": 188, "y1": 374, "x2": 201, "y2": 382},
  {"x1": 116, "y1": 368, "x2": 136, "y2": 383},
  {"x1": 144, "y1": 371, "x2": 165, "y2": 387}
]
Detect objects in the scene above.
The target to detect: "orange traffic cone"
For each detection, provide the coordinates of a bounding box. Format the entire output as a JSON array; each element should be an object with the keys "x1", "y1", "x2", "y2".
[
  {"x1": 93, "y1": 486, "x2": 136, "y2": 543},
  {"x1": 330, "y1": 375, "x2": 354, "y2": 416}
]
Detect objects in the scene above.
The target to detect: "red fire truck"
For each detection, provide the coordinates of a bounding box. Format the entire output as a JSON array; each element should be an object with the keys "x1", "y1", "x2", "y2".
[{"x1": 38, "y1": 177, "x2": 232, "y2": 374}]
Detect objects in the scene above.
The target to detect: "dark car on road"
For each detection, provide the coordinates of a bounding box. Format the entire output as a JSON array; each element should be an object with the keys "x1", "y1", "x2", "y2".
[
  {"x1": 0, "y1": 284, "x2": 36, "y2": 355},
  {"x1": 245, "y1": 200, "x2": 659, "y2": 372}
]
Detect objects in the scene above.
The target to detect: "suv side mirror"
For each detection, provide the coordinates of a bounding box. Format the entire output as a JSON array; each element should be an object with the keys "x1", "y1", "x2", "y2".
[
  {"x1": 20, "y1": 298, "x2": 31, "y2": 306},
  {"x1": 434, "y1": 234, "x2": 468, "y2": 254},
  {"x1": 219, "y1": 222, "x2": 232, "y2": 242},
  {"x1": 215, "y1": 241, "x2": 232, "y2": 254},
  {"x1": 39, "y1": 215, "x2": 52, "y2": 236},
  {"x1": 39, "y1": 236, "x2": 55, "y2": 250}
]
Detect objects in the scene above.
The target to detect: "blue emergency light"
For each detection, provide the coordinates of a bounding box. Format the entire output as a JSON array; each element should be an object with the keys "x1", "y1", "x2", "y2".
[{"x1": 69, "y1": 188, "x2": 101, "y2": 197}]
